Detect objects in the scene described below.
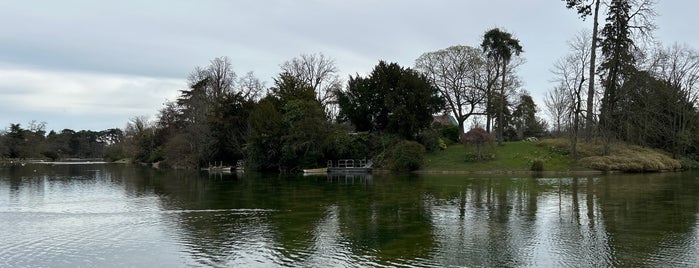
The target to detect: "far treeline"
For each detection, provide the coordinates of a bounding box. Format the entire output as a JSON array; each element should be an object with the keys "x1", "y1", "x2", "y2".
[{"x1": 2, "y1": 1, "x2": 699, "y2": 171}]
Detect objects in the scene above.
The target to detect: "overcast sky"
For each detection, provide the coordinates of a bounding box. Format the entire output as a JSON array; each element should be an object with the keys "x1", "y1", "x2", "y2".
[{"x1": 1, "y1": 0, "x2": 696, "y2": 132}]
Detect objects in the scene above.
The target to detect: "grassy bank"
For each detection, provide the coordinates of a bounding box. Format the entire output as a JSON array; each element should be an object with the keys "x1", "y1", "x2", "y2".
[
  {"x1": 539, "y1": 139, "x2": 682, "y2": 172},
  {"x1": 423, "y1": 140, "x2": 580, "y2": 173},
  {"x1": 422, "y1": 139, "x2": 682, "y2": 173}
]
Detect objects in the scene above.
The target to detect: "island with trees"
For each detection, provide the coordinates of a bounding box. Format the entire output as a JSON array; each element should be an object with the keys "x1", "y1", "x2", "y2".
[{"x1": 2, "y1": 1, "x2": 698, "y2": 173}]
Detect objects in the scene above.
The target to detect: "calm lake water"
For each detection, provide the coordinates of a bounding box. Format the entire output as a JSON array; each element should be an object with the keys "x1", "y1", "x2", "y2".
[{"x1": 1, "y1": 163, "x2": 699, "y2": 267}]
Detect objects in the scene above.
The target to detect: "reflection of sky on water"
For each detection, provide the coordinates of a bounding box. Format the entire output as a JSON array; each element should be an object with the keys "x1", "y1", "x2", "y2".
[{"x1": 0, "y1": 165, "x2": 191, "y2": 267}]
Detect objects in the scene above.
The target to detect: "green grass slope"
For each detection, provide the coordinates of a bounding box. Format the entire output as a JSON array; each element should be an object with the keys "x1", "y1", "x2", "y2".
[
  {"x1": 422, "y1": 139, "x2": 683, "y2": 173},
  {"x1": 422, "y1": 141, "x2": 579, "y2": 173}
]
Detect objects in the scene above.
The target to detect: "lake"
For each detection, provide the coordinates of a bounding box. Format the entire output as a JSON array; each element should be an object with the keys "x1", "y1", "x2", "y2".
[{"x1": 1, "y1": 163, "x2": 698, "y2": 267}]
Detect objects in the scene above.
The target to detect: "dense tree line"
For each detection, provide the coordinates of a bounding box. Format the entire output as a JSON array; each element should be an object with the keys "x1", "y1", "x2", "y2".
[
  {"x1": 8, "y1": 2, "x2": 699, "y2": 170},
  {"x1": 0, "y1": 121, "x2": 123, "y2": 160},
  {"x1": 103, "y1": 31, "x2": 546, "y2": 172},
  {"x1": 2, "y1": 27, "x2": 550, "y2": 171}
]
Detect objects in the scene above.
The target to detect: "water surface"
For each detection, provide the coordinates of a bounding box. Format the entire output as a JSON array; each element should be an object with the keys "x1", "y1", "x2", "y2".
[{"x1": 1, "y1": 163, "x2": 698, "y2": 267}]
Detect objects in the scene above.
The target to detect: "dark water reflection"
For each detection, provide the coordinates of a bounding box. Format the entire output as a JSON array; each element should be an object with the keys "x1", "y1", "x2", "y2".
[{"x1": 1, "y1": 164, "x2": 698, "y2": 267}]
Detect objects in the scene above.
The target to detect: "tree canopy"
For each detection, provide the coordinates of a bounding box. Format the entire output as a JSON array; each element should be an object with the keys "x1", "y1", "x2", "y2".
[{"x1": 336, "y1": 61, "x2": 444, "y2": 140}]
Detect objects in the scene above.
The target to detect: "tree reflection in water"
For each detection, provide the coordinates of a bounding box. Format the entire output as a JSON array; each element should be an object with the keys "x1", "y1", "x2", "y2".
[{"x1": 2, "y1": 165, "x2": 699, "y2": 267}]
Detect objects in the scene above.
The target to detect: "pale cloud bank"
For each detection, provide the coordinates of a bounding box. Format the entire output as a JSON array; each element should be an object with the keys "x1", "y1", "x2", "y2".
[
  {"x1": 0, "y1": 1, "x2": 696, "y2": 131},
  {"x1": 0, "y1": 66, "x2": 183, "y2": 131}
]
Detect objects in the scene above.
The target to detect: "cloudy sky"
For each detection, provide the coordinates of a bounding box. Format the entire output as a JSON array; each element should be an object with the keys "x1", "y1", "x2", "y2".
[{"x1": 0, "y1": 0, "x2": 696, "y2": 132}]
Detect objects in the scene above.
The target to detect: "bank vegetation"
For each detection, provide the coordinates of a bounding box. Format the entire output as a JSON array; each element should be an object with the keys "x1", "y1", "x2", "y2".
[{"x1": 2, "y1": 1, "x2": 699, "y2": 174}]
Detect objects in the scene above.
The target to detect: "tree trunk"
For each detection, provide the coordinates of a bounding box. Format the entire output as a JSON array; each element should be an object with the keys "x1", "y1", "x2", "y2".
[
  {"x1": 498, "y1": 61, "x2": 507, "y2": 146},
  {"x1": 486, "y1": 100, "x2": 492, "y2": 133},
  {"x1": 476, "y1": 142, "x2": 482, "y2": 160},
  {"x1": 572, "y1": 72, "x2": 585, "y2": 158},
  {"x1": 585, "y1": 0, "x2": 601, "y2": 141}
]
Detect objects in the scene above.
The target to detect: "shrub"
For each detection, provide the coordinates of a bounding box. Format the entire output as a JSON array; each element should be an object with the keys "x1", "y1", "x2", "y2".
[
  {"x1": 438, "y1": 138, "x2": 447, "y2": 150},
  {"x1": 579, "y1": 145, "x2": 682, "y2": 172},
  {"x1": 463, "y1": 128, "x2": 495, "y2": 161},
  {"x1": 41, "y1": 150, "x2": 59, "y2": 161},
  {"x1": 680, "y1": 157, "x2": 699, "y2": 170},
  {"x1": 418, "y1": 129, "x2": 441, "y2": 152},
  {"x1": 440, "y1": 125, "x2": 460, "y2": 144},
  {"x1": 390, "y1": 140, "x2": 426, "y2": 171},
  {"x1": 530, "y1": 159, "x2": 544, "y2": 171},
  {"x1": 329, "y1": 131, "x2": 369, "y2": 160}
]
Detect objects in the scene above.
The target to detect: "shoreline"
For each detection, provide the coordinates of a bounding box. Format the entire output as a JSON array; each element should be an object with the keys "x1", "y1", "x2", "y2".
[{"x1": 413, "y1": 169, "x2": 608, "y2": 175}]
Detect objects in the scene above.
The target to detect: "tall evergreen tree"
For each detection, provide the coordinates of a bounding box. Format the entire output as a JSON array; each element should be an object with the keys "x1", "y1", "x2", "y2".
[
  {"x1": 481, "y1": 28, "x2": 523, "y2": 146},
  {"x1": 598, "y1": 0, "x2": 636, "y2": 154}
]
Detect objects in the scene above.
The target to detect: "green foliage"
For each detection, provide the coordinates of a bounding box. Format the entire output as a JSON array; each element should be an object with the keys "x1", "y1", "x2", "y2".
[
  {"x1": 440, "y1": 125, "x2": 460, "y2": 144},
  {"x1": 598, "y1": 0, "x2": 637, "y2": 153},
  {"x1": 438, "y1": 138, "x2": 447, "y2": 150},
  {"x1": 246, "y1": 73, "x2": 334, "y2": 172},
  {"x1": 611, "y1": 71, "x2": 696, "y2": 157},
  {"x1": 464, "y1": 151, "x2": 495, "y2": 162},
  {"x1": 530, "y1": 159, "x2": 544, "y2": 171},
  {"x1": 104, "y1": 143, "x2": 127, "y2": 162},
  {"x1": 271, "y1": 72, "x2": 317, "y2": 103},
  {"x1": 481, "y1": 28, "x2": 523, "y2": 146},
  {"x1": 370, "y1": 134, "x2": 403, "y2": 168},
  {"x1": 246, "y1": 97, "x2": 285, "y2": 171},
  {"x1": 424, "y1": 141, "x2": 577, "y2": 172},
  {"x1": 512, "y1": 94, "x2": 546, "y2": 139},
  {"x1": 679, "y1": 157, "x2": 699, "y2": 170},
  {"x1": 41, "y1": 150, "x2": 59, "y2": 161},
  {"x1": 418, "y1": 129, "x2": 441, "y2": 152},
  {"x1": 0, "y1": 123, "x2": 120, "y2": 160},
  {"x1": 148, "y1": 147, "x2": 164, "y2": 163},
  {"x1": 207, "y1": 93, "x2": 255, "y2": 164},
  {"x1": 336, "y1": 61, "x2": 444, "y2": 140},
  {"x1": 389, "y1": 140, "x2": 426, "y2": 172},
  {"x1": 481, "y1": 28, "x2": 523, "y2": 64},
  {"x1": 328, "y1": 130, "x2": 369, "y2": 160}
]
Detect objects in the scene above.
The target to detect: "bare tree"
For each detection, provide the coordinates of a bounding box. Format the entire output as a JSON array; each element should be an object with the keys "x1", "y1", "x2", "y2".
[
  {"x1": 647, "y1": 43, "x2": 699, "y2": 103},
  {"x1": 281, "y1": 53, "x2": 342, "y2": 118},
  {"x1": 207, "y1": 56, "x2": 236, "y2": 100},
  {"x1": 187, "y1": 56, "x2": 237, "y2": 103},
  {"x1": 237, "y1": 71, "x2": 265, "y2": 101},
  {"x1": 564, "y1": 0, "x2": 603, "y2": 141},
  {"x1": 544, "y1": 84, "x2": 570, "y2": 135},
  {"x1": 646, "y1": 43, "x2": 699, "y2": 156},
  {"x1": 415, "y1": 45, "x2": 487, "y2": 136},
  {"x1": 550, "y1": 30, "x2": 592, "y2": 157}
]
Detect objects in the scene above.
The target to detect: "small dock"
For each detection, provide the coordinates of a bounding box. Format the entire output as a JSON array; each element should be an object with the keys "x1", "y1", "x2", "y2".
[
  {"x1": 327, "y1": 159, "x2": 372, "y2": 174},
  {"x1": 202, "y1": 161, "x2": 234, "y2": 173}
]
